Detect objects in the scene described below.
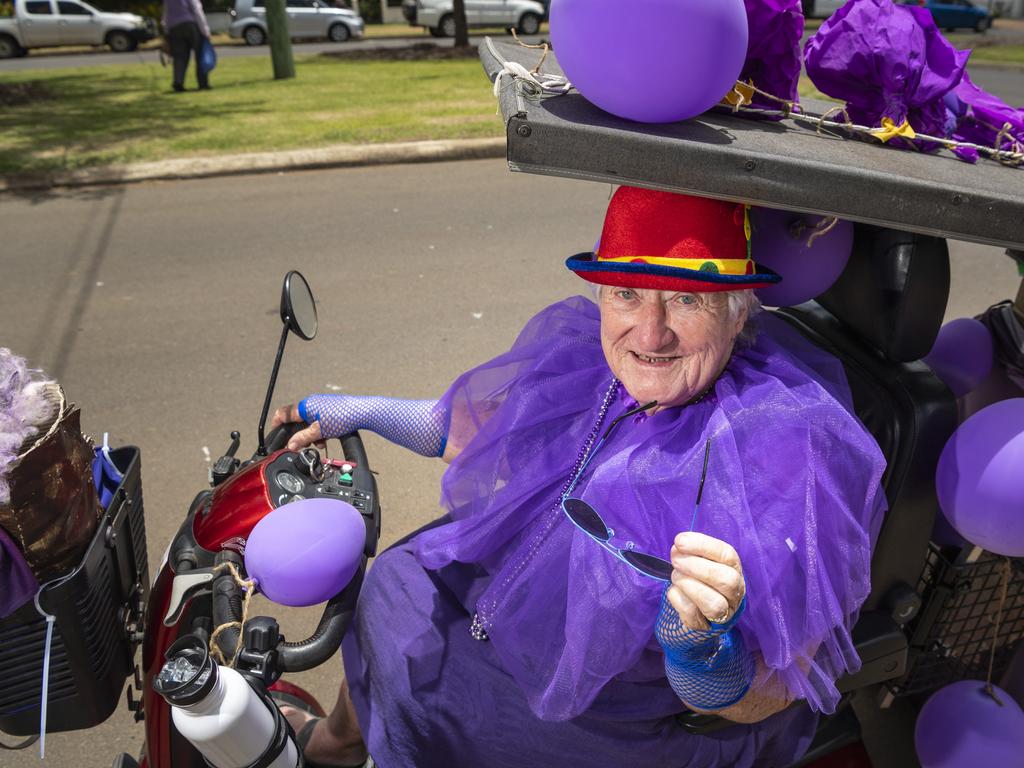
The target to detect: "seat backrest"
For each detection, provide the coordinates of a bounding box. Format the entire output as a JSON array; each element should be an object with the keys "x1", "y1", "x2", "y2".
[{"x1": 775, "y1": 224, "x2": 959, "y2": 611}]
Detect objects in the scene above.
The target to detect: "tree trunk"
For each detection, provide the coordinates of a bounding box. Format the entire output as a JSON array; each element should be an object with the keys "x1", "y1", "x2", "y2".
[
  {"x1": 452, "y1": 0, "x2": 469, "y2": 48},
  {"x1": 264, "y1": 0, "x2": 296, "y2": 80}
]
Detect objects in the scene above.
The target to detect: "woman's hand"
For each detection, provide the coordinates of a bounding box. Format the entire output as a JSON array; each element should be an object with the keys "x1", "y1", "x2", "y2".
[
  {"x1": 270, "y1": 403, "x2": 324, "y2": 451},
  {"x1": 666, "y1": 532, "x2": 746, "y2": 631}
]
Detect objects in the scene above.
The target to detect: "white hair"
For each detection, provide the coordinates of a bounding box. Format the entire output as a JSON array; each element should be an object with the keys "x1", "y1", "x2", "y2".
[{"x1": 727, "y1": 289, "x2": 762, "y2": 347}]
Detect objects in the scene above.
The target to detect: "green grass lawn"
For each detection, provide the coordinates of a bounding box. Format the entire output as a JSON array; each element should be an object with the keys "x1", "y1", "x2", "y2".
[
  {"x1": 0, "y1": 53, "x2": 503, "y2": 177},
  {"x1": 0, "y1": 29, "x2": 1019, "y2": 179}
]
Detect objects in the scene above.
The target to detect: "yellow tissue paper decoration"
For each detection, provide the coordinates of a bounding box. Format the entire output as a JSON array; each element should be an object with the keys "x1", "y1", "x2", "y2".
[{"x1": 871, "y1": 118, "x2": 917, "y2": 143}]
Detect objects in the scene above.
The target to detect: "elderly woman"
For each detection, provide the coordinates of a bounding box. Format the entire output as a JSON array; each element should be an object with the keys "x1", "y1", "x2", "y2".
[{"x1": 270, "y1": 187, "x2": 887, "y2": 768}]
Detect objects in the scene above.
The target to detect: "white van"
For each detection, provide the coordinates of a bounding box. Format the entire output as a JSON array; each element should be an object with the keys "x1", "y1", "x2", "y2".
[{"x1": 400, "y1": 0, "x2": 546, "y2": 37}]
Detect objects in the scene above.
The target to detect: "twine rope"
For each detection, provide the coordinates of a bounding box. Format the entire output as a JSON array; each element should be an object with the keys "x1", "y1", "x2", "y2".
[
  {"x1": 719, "y1": 79, "x2": 1023, "y2": 166},
  {"x1": 209, "y1": 561, "x2": 256, "y2": 668},
  {"x1": 806, "y1": 217, "x2": 840, "y2": 247},
  {"x1": 994, "y1": 122, "x2": 1024, "y2": 168},
  {"x1": 489, "y1": 36, "x2": 571, "y2": 102},
  {"x1": 983, "y1": 558, "x2": 1013, "y2": 705}
]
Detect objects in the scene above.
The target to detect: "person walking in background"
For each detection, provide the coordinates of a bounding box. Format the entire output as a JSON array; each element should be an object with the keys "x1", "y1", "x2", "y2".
[{"x1": 162, "y1": 0, "x2": 212, "y2": 92}]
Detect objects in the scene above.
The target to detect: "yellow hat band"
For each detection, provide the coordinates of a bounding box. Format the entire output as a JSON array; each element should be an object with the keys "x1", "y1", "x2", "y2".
[{"x1": 596, "y1": 255, "x2": 752, "y2": 276}]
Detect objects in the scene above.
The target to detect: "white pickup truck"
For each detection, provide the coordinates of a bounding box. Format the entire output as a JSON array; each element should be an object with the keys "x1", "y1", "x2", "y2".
[{"x1": 0, "y1": 0, "x2": 155, "y2": 58}]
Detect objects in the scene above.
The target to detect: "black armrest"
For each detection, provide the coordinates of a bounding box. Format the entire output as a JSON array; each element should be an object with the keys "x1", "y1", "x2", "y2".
[{"x1": 837, "y1": 610, "x2": 908, "y2": 692}]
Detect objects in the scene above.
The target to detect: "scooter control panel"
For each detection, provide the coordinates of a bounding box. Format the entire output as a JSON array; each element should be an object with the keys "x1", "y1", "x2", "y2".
[{"x1": 263, "y1": 451, "x2": 377, "y2": 519}]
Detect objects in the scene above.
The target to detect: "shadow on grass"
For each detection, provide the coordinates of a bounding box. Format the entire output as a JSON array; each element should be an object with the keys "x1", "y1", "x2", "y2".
[{"x1": 0, "y1": 65, "x2": 270, "y2": 179}]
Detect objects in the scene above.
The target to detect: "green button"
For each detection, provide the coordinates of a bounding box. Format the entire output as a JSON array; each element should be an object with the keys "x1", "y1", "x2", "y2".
[{"x1": 339, "y1": 473, "x2": 353, "y2": 485}]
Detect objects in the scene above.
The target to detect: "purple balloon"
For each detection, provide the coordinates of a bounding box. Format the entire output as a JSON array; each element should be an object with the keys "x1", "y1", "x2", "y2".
[
  {"x1": 550, "y1": 0, "x2": 749, "y2": 124},
  {"x1": 244, "y1": 497, "x2": 365, "y2": 607},
  {"x1": 923, "y1": 318, "x2": 994, "y2": 398},
  {"x1": 936, "y1": 399, "x2": 1024, "y2": 557},
  {"x1": 915, "y1": 681, "x2": 1024, "y2": 767},
  {"x1": 750, "y1": 207, "x2": 854, "y2": 307}
]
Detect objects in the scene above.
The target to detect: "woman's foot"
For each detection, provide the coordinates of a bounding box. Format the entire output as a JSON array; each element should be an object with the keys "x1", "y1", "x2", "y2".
[{"x1": 281, "y1": 705, "x2": 368, "y2": 767}]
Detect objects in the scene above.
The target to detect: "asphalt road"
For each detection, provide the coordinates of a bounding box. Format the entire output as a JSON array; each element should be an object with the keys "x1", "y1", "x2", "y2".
[{"x1": 0, "y1": 159, "x2": 1020, "y2": 767}]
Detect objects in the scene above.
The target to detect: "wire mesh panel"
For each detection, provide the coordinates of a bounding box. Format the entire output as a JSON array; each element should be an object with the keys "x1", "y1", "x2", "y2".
[{"x1": 894, "y1": 545, "x2": 1024, "y2": 698}]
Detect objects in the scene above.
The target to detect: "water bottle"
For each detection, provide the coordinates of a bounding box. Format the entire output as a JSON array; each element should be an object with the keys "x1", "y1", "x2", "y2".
[{"x1": 153, "y1": 635, "x2": 299, "y2": 768}]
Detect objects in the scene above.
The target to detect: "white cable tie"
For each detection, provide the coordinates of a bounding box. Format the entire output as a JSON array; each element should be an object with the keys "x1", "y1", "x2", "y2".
[{"x1": 32, "y1": 574, "x2": 73, "y2": 760}]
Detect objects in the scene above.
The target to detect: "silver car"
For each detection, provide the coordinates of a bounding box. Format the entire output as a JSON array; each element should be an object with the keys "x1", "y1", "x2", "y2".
[
  {"x1": 401, "y1": 0, "x2": 546, "y2": 37},
  {"x1": 229, "y1": 0, "x2": 364, "y2": 45}
]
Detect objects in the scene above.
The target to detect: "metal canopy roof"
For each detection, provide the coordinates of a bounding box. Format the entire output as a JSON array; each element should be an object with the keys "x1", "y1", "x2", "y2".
[{"x1": 480, "y1": 38, "x2": 1024, "y2": 252}]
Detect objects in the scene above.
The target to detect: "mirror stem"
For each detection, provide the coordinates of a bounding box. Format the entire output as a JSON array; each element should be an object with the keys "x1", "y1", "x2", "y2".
[{"x1": 257, "y1": 321, "x2": 291, "y2": 456}]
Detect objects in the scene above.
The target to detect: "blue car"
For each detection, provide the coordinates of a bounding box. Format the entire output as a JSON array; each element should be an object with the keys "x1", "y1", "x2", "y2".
[{"x1": 904, "y1": 0, "x2": 993, "y2": 32}]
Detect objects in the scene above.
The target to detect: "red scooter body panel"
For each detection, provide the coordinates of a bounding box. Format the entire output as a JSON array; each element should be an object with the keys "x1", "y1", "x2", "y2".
[
  {"x1": 192, "y1": 453, "x2": 282, "y2": 551},
  {"x1": 142, "y1": 566, "x2": 179, "y2": 768}
]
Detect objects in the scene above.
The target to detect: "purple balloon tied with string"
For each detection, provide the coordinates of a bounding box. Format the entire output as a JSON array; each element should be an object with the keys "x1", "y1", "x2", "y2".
[
  {"x1": 935, "y1": 399, "x2": 1024, "y2": 557},
  {"x1": 551, "y1": 0, "x2": 749, "y2": 123},
  {"x1": 244, "y1": 497, "x2": 366, "y2": 607},
  {"x1": 749, "y1": 207, "x2": 853, "y2": 307},
  {"x1": 923, "y1": 318, "x2": 994, "y2": 398},
  {"x1": 915, "y1": 681, "x2": 1024, "y2": 768}
]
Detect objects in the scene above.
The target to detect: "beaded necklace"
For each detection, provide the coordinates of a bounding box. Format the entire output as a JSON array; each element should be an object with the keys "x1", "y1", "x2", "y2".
[{"x1": 470, "y1": 377, "x2": 622, "y2": 641}]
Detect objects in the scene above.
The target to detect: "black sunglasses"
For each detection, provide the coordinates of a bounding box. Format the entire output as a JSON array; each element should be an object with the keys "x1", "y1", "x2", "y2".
[{"x1": 561, "y1": 400, "x2": 713, "y2": 582}]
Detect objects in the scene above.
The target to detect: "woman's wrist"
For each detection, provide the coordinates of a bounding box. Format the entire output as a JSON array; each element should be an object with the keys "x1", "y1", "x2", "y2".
[{"x1": 656, "y1": 590, "x2": 755, "y2": 710}]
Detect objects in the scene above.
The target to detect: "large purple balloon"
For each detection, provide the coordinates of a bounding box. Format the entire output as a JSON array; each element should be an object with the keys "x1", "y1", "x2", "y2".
[
  {"x1": 550, "y1": 0, "x2": 749, "y2": 124},
  {"x1": 923, "y1": 318, "x2": 994, "y2": 398},
  {"x1": 936, "y1": 399, "x2": 1024, "y2": 557},
  {"x1": 749, "y1": 208, "x2": 853, "y2": 307},
  {"x1": 244, "y1": 497, "x2": 365, "y2": 607},
  {"x1": 915, "y1": 681, "x2": 1024, "y2": 767}
]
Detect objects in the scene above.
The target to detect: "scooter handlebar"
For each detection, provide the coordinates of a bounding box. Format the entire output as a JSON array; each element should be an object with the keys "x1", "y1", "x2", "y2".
[{"x1": 211, "y1": 428, "x2": 376, "y2": 674}]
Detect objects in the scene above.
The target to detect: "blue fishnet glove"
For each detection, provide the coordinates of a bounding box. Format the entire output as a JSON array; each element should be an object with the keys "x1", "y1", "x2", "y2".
[
  {"x1": 298, "y1": 395, "x2": 449, "y2": 458},
  {"x1": 656, "y1": 589, "x2": 754, "y2": 711}
]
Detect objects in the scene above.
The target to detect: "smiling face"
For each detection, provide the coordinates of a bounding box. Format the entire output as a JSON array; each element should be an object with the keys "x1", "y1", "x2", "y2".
[{"x1": 598, "y1": 286, "x2": 747, "y2": 411}]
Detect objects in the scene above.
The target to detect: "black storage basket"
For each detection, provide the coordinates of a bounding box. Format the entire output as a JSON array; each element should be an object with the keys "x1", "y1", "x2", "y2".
[
  {"x1": 894, "y1": 544, "x2": 1024, "y2": 699},
  {"x1": 0, "y1": 446, "x2": 148, "y2": 736}
]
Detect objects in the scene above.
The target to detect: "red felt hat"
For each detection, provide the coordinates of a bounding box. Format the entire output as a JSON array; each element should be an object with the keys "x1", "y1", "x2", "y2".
[{"x1": 566, "y1": 187, "x2": 781, "y2": 293}]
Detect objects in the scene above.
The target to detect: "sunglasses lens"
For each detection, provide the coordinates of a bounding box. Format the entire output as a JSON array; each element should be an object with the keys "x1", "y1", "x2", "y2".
[
  {"x1": 621, "y1": 550, "x2": 674, "y2": 581},
  {"x1": 563, "y1": 498, "x2": 611, "y2": 540}
]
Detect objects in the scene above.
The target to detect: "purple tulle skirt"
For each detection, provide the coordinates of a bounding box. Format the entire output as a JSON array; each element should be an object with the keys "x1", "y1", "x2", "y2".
[{"x1": 343, "y1": 297, "x2": 887, "y2": 766}]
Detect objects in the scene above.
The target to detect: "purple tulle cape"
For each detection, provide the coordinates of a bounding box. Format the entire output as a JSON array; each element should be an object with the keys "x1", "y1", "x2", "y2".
[
  {"x1": 343, "y1": 298, "x2": 886, "y2": 766},
  {"x1": 804, "y1": 0, "x2": 969, "y2": 150},
  {"x1": 740, "y1": 0, "x2": 803, "y2": 113}
]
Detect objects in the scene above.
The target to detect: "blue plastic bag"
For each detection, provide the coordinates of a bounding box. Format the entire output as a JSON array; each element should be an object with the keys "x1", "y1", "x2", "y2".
[{"x1": 199, "y1": 38, "x2": 217, "y2": 76}]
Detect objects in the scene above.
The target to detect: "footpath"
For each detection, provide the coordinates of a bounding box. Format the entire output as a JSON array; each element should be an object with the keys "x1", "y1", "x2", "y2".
[{"x1": 0, "y1": 137, "x2": 507, "y2": 193}]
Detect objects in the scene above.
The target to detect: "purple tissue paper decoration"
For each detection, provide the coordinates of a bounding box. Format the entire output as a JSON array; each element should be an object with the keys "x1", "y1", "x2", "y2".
[
  {"x1": 923, "y1": 318, "x2": 994, "y2": 398},
  {"x1": 551, "y1": 0, "x2": 749, "y2": 124},
  {"x1": 0, "y1": 526, "x2": 37, "y2": 619},
  {"x1": 244, "y1": 497, "x2": 365, "y2": 607},
  {"x1": 945, "y1": 71, "x2": 1024, "y2": 164},
  {"x1": 935, "y1": 399, "x2": 1024, "y2": 557},
  {"x1": 750, "y1": 207, "x2": 853, "y2": 307},
  {"x1": 739, "y1": 0, "x2": 804, "y2": 115},
  {"x1": 915, "y1": 681, "x2": 1024, "y2": 768},
  {"x1": 804, "y1": 0, "x2": 970, "y2": 151}
]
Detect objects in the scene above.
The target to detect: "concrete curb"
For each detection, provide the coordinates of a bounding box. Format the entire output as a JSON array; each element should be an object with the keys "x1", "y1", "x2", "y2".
[{"x1": 0, "y1": 137, "x2": 508, "y2": 193}]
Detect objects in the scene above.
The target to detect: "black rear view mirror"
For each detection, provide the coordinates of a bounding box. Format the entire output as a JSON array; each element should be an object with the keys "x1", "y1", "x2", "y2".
[
  {"x1": 281, "y1": 270, "x2": 318, "y2": 341},
  {"x1": 258, "y1": 271, "x2": 318, "y2": 455}
]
